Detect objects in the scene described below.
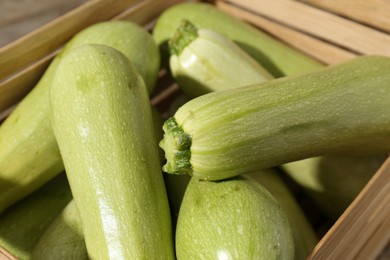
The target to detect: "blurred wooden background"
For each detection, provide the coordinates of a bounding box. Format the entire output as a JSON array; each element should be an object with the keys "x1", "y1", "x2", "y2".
[{"x1": 0, "y1": 0, "x2": 87, "y2": 47}]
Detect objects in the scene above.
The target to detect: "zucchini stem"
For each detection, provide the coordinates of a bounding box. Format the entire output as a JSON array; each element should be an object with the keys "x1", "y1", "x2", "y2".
[
  {"x1": 168, "y1": 20, "x2": 198, "y2": 56},
  {"x1": 160, "y1": 117, "x2": 192, "y2": 175}
]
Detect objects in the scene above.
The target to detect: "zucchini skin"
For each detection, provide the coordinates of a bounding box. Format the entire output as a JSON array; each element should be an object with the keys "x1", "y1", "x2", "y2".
[
  {"x1": 168, "y1": 20, "x2": 273, "y2": 98},
  {"x1": 50, "y1": 45, "x2": 173, "y2": 259},
  {"x1": 0, "y1": 21, "x2": 160, "y2": 213},
  {"x1": 153, "y1": 2, "x2": 323, "y2": 77},
  {"x1": 175, "y1": 175, "x2": 294, "y2": 259},
  {"x1": 281, "y1": 155, "x2": 387, "y2": 220},
  {"x1": 31, "y1": 200, "x2": 87, "y2": 260},
  {"x1": 0, "y1": 174, "x2": 72, "y2": 260},
  {"x1": 248, "y1": 169, "x2": 318, "y2": 260},
  {"x1": 160, "y1": 56, "x2": 390, "y2": 180}
]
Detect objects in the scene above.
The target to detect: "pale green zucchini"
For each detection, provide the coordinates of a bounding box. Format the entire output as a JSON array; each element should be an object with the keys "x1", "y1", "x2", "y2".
[
  {"x1": 281, "y1": 155, "x2": 387, "y2": 220},
  {"x1": 248, "y1": 169, "x2": 318, "y2": 260},
  {"x1": 168, "y1": 20, "x2": 273, "y2": 97},
  {"x1": 160, "y1": 56, "x2": 390, "y2": 180},
  {"x1": 31, "y1": 106, "x2": 167, "y2": 259},
  {"x1": 31, "y1": 200, "x2": 87, "y2": 260},
  {"x1": 176, "y1": 174, "x2": 294, "y2": 259},
  {"x1": 50, "y1": 45, "x2": 173, "y2": 259},
  {"x1": 0, "y1": 174, "x2": 72, "y2": 260},
  {"x1": 0, "y1": 21, "x2": 160, "y2": 213},
  {"x1": 153, "y1": 2, "x2": 323, "y2": 77}
]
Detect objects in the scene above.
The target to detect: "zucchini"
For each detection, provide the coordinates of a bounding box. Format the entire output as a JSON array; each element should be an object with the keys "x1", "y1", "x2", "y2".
[
  {"x1": 281, "y1": 155, "x2": 387, "y2": 220},
  {"x1": 31, "y1": 200, "x2": 87, "y2": 260},
  {"x1": 153, "y1": 2, "x2": 323, "y2": 77},
  {"x1": 248, "y1": 169, "x2": 318, "y2": 259},
  {"x1": 31, "y1": 106, "x2": 167, "y2": 260},
  {"x1": 0, "y1": 174, "x2": 72, "y2": 260},
  {"x1": 160, "y1": 56, "x2": 390, "y2": 180},
  {"x1": 0, "y1": 21, "x2": 160, "y2": 212},
  {"x1": 50, "y1": 44, "x2": 173, "y2": 259},
  {"x1": 168, "y1": 20, "x2": 272, "y2": 97},
  {"x1": 176, "y1": 175, "x2": 294, "y2": 259}
]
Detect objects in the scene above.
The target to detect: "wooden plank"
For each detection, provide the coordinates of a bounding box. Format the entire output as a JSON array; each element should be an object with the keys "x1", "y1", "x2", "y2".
[
  {"x1": 308, "y1": 156, "x2": 390, "y2": 260},
  {"x1": 0, "y1": 0, "x2": 86, "y2": 27},
  {"x1": 226, "y1": 0, "x2": 390, "y2": 57},
  {"x1": 216, "y1": 1, "x2": 357, "y2": 65},
  {"x1": 355, "y1": 213, "x2": 390, "y2": 260},
  {"x1": 299, "y1": 0, "x2": 390, "y2": 33},
  {"x1": 0, "y1": 246, "x2": 16, "y2": 260},
  {"x1": 0, "y1": 0, "x2": 87, "y2": 47},
  {"x1": 0, "y1": 0, "x2": 140, "y2": 80},
  {"x1": 113, "y1": 0, "x2": 183, "y2": 25},
  {"x1": 0, "y1": 51, "x2": 56, "y2": 112},
  {"x1": 0, "y1": 0, "x2": 182, "y2": 113}
]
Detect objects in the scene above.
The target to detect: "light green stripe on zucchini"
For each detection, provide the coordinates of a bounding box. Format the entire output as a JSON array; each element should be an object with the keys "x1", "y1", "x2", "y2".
[
  {"x1": 160, "y1": 56, "x2": 390, "y2": 180},
  {"x1": 168, "y1": 20, "x2": 273, "y2": 98},
  {"x1": 50, "y1": 44, "x2": 173, "y2": 259},
  {"x1": 153, "y1": 2, "x2": 323, "y2": 77},
  {"x1": 0, "y1": 21, "x2": 160, "y2": 213}
]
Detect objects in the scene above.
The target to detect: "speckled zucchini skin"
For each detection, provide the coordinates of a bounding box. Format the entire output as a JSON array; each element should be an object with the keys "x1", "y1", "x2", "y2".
[
  {"x1": 175, "y1": 175, "x2": 294, "y2": 259},
  {"x1": 161, "y1": 56, "x2": 390, "y2": 180},
  {"x1": 50, "y1": 45, "x2": 173, "y2": 259},
  {"x1": 153, "y1": 2, "x2": 323, "y2": 77},
  {"x1": 0, "y1": 21, "x2": 159, "y2": 213}
]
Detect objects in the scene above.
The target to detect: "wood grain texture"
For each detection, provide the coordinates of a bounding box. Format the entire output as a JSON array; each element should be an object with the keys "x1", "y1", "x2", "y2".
[
  {"x1": 227, "y1": 0, "x2": 390, "y2": 57},
  {"x1": 0, "y1": 0, "x2": 140, "y2": 80},
  {"x1": 216, "y1": 1, "x2": 357, "y2": 65},
  {"x1": 299, "y1": 0, "x2": 390, "y2": 33},
  {"x1": 309, "y1": 156, "x2": 390, "y2": 260},
  {"x1": 0, "y1": 0, "x2": 87, "y2": 46},
  {"x1": 0, "y1": 0, "x2": 182, "y2": 113},
  {"x1": 0, "y1": 52, "x2": 56, "y2": 112}
]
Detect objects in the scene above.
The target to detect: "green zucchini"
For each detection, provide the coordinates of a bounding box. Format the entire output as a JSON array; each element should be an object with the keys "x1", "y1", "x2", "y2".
[
  {"x1": 176, "y1": 174, "x2": 294, "y2": 259},
  {"x1": 31, "y1": 200, "x2": 87, "y2": 260},
  {"x1": 160, "y1": 56, "x2": 390, "y2": 180},
  {"x1": 30, "y1": 106, "x2": 167, "y2": 259},
  {"x1": 50, "y1": 44, "x2": 173, "y2": 259},
  {"x1": 0, "y1": 174, "x2": 72, "y2": 260},
  {"x1": 281, "y1": 155, "x2": 387, "y2": 220},
  {"x1": 168, "y1": 20, "x2": 272, "y2": 97},
  {"x1": 153, "y1": 2, "x2": 323, "y2": 77},
  {"x1": 248, "y1": 169, "x2": 318, "y2": 259},
  {"x1": 0, "y1": 21, "x2": 160, "y2": 213}
]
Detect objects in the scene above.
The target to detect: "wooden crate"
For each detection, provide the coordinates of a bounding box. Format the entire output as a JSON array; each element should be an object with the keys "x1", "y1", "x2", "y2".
[{"x1": 0, "y1": 0, "x2": 389, "y2": 259}]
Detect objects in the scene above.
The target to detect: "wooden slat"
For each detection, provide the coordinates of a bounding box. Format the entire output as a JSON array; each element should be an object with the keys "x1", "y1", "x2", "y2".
[
  {"x1": 113, "y1": 0, "x2": 183, "y2": 23},
  {"x1": 0, "y1": 0, "x2": 140, "y2": 80},
  {"x1": 309, "y1": 156, "x2": 390, "y2": 260},
  {"x1": 355, "y1": 213, "x2": 390, "y2": 260},
  {"x1": 0, "y1": 0, "x2": 182, "y2": 114},
  {"x1": 0, "y1": 0, "x2": 87, "y2": 47},
  {"x1": 216, "y1": 1, "x2": 357, "y2": 65},
  {"x1": 0, "y1": 246, "x2": 16, "y2": 260},
  {"x1": 0, "y1": 51, "x2": 56, "y2": 112},
  {"x1": 226, "y1": 0, "x2": 390, "y2": 57},
  {"x1": 299, "y1": 0, "x2": 390, "y2": 33}
]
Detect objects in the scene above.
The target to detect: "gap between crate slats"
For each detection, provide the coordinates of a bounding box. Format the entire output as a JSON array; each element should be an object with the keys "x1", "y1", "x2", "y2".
[{"x1": 225, "y1": 0, "x2": 390, "y2": 57}]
